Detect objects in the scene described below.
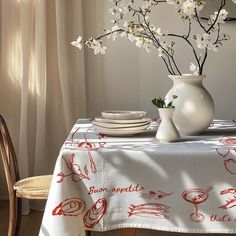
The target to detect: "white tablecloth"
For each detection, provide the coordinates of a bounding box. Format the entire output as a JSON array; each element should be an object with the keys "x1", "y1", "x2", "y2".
[{"x1": 39, "y1": 119, "x2": 236, "y2": 236}]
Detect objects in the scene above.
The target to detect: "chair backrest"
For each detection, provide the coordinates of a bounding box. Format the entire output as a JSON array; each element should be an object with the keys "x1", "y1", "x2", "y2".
[{"x1": 0, "y1": 115, "x2": 20, "y2": 196}]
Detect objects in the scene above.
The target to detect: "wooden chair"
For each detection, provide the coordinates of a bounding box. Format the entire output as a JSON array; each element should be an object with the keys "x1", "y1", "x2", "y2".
[{"x1": 0, "y1": 115, "x2": 52, "y2": 236}]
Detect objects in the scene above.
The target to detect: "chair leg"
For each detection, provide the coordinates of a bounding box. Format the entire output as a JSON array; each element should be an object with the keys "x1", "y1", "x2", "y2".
[
  {"x1": 8, "y1": 192, "x2": 17, "y2": 236},
  {"x1": 15, "y1": 198, "x2": 22, "y2": 236},
  {"x1": 86, "y1": 230, "x2": 91, "y2": 236},
  {"x1": 120, "y1": 229, "x2": 136, "y2": 236}
]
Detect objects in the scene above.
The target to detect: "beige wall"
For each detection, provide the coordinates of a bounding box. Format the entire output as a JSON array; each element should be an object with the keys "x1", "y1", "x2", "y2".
[{"x1": 84, "y1": 0, "x2": 236, "y2": 119}]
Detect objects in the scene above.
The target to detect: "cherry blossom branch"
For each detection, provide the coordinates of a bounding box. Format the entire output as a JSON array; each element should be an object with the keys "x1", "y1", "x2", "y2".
[
  {"x1": 72, "y1": 0, "x2": 232, "y2": 76},
  {"x1": 95, "y1": 29, "x2": 124, "y2": 41},
  {"x1": 128, "y1": 5, "x2": 180, "y2": 74},
  {"x1": 200, "y1": 48, "x2": 208, "y2": 75},
  {"x1": 167, "y1": 33, "x2": 201, "y2": 72},
  {"x1": 207, "y1": 0, "x2": 226, "y2": 33},
  {"x1": 141, "y1": 12, "x2": 181, "y2": 75}
]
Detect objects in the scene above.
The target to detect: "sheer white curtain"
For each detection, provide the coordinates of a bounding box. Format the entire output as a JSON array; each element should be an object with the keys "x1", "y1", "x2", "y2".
[{"x1": 0, "y1": 0, "x2": 86, "y2": 210}]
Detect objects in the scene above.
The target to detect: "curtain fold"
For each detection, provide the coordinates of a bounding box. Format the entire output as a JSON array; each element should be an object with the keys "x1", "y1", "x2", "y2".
[
  {"x1": 0, "y1": 0, "x2": 87, "y2": 211},
  {"x1": 55, "y1": 0, "x2": 74, "y2": 132}
]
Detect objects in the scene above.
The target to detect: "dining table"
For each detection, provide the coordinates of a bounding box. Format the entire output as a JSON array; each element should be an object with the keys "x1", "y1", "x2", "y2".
[{"x1": 39, "y1": 118, "x2": 236, "y2": 236}]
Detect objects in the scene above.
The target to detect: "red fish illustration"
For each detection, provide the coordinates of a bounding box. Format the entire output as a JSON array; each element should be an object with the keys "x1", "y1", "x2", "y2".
[
  {"x1": 140, "y1": 191, "x2": 173, "y2": 200},
  {"x1": 128, "y1": 203, "x2": 169, "y2": 218},
  {"x1": 219, "y1": 188, "x2": 236, "y2": 209}
]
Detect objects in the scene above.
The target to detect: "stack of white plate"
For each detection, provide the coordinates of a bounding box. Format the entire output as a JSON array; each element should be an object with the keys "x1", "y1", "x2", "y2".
[{"x1": 92, "y1": 111, "x2": 151, "y2": 137}]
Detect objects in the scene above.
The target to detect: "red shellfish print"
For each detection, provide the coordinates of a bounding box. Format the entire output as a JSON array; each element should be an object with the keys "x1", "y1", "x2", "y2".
[
  {"x1": 83, "y1": 198, "x2": 107, "y2": 229},
  {"x1": 52, "y1": 198, "x2": 85, "y2": 216},
  {"x1": 216, "y1": 148, "x2": 236, "y2": 175}
]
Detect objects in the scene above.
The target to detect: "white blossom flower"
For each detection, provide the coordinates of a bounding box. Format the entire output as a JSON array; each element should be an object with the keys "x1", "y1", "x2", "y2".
[
  {"x1": 181, "y1": 0, "x2": 196, "y2": 17},
  {"x1": 123, "y1": 21, "x2": 128, "y2": 28},
  {"x1": 128, "y1": 34, "x2": 136, "y2": 42},
  {"x1": 71, "y1": 36, "x2": 83, "y2": 50},
  {"x1": 120, "y1": 31, "x2": 128, "y2": 38},
  {"x1": 120, "y1": 3, "x2": 129, "y2": 14},
  {"x1": 90, "y1": 39, "x2": 107, "y2": 55},
  {"x1": 190, "y1": 62, "x2": 199, "y2": 75},
  {"x1": 157, "y1": 47, "x2": 163, "y2": 57},
  {"x1": 166, "y1": 0, "x2": 182, "y2": 8},
  {"x1": 232, "y1": 0, "x2": 236, "y2": 4},
  {"x1": 195, "y1": 33, "x2": 211, "y2": 49},
  {"x1": 210, "y1": 9, "x2": 228, "y2": 23},
  {"x1": 142, "y1": 0, "x2": 157, "y2": 10},
  {"x1": 155, "y1": 27, "x2": 163, "y2": 38}
]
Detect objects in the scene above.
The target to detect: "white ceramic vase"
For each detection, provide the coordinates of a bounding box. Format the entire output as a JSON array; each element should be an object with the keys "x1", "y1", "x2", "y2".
[
  {"x1": 156, "y1": 108, "x2": 180, "y2": 143},
  {"x1": 165, "y1": 74, "x2": 215, "y2": 135}
]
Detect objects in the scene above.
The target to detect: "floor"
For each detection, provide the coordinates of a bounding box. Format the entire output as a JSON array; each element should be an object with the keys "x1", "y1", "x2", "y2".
[{"x1": 0, "y1": 200, "x2": 233, "y2": 236}]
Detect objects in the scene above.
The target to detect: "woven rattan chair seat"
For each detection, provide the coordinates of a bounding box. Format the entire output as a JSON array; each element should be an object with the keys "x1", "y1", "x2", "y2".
[{"x1": 13, "y1": 175, "x2": 53, "y2": 199}]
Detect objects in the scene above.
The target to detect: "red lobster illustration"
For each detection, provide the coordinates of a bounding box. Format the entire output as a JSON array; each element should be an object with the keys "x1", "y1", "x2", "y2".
[
  {"x1": 127, "y1": 203, "x2": 169, "y2": 219},
  {"x1": 64, "y1": 127, "x2": 106, "y2": 175},
  {"x1": 57, "y1": 154, "x2": 90, "y2": 183}
]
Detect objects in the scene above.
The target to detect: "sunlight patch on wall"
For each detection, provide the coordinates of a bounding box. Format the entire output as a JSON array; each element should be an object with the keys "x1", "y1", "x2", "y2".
[
  {"x1": 28, "y1": 51, "x2": 38, "y2": 95},
  {"x1": 7, "y1": 31, "x2": 23, "y2": 84},
  {"x1": 7, "y1": 31, "x2": 40, "y2": 96}
]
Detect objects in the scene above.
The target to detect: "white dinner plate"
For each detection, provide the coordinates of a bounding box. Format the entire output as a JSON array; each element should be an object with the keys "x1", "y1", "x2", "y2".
[
  {"x1": 101, "y1": 110, "x2": 146, "y2": 120},
  {"x1": 93, "y1": 126, "x2": 148, "y2": 137},
  {"x1": 92, "y1": 120, "x2": 151, "y2": 129},
  {"x1": 93, "y1": 124, "x2": 149, "y2": 132},
  {"x1": 94, "y1": 117, "x2": 152, "y2": 124}
]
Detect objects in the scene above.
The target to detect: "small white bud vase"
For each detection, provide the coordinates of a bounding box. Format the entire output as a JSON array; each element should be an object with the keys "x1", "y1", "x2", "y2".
[{"x1": 156, "y1": 108, "x2": 180, "y2": 143}]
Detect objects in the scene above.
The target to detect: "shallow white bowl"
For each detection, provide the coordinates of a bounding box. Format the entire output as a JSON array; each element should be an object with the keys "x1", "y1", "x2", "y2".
[
  {"x1": 93, "y1": 126, "x2": 148, "y2": 137},
  {"x1": 92, "y1": 120, "x2": 150, "y2": 129},
  {"x1": 101, "y1": 110, "x2": 146, "y2": 120}
]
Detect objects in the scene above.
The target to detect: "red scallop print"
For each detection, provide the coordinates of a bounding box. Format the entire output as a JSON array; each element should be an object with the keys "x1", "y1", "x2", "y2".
[
  {"x1": 224, "y1": 159, "x2": 236, "y2": 175},
  {"x1": 52, "y1": 198, "x2": 85, "y2": 216},
  {"x1": 83, "y1": 198, "x2": 107, "y2": 229}
]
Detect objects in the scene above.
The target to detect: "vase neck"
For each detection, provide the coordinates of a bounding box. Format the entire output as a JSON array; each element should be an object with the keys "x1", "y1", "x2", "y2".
[
  {"x1": 168, "y1": 74, "x2": 205, "y2": 86},
  {"x1": 158, "y1": 108, "x2": 174, "y2": 120}
]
